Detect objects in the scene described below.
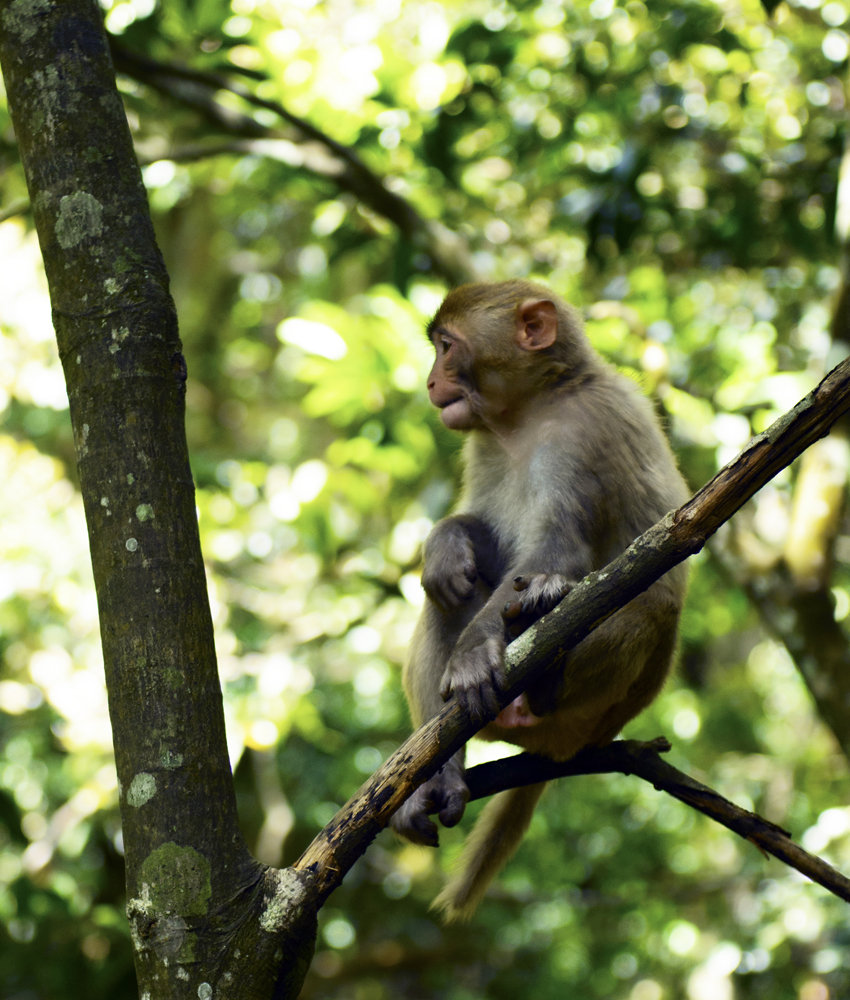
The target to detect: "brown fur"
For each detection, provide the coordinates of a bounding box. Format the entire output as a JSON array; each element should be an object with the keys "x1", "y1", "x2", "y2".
[{"x1": 392, "y1": 281, "x2": 689, "y2": 920}]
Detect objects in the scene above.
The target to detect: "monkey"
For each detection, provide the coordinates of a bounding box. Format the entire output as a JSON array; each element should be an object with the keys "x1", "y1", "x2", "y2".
[{"x1": 390, "y1": 279, "x2": 689, "y2": 922}]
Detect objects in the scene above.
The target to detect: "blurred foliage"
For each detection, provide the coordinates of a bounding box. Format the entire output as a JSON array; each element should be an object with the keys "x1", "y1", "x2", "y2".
[{"x1": 3, "y1": 0, "x2": 850, "y2": 998}]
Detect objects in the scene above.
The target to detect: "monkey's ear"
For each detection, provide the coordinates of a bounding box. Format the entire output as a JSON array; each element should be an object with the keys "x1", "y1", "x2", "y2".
[{"x1": 515, "y1": 299, "x2": 558, "y2": 351}]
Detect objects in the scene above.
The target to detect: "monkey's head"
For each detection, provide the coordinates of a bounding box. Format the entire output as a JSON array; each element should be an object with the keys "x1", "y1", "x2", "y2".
[{"x1": 425, "y1": 280, "x2": 595, "y2": 432}]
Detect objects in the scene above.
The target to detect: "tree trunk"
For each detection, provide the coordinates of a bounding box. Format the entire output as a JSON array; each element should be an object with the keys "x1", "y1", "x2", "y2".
[{"x1": 0, "y1": 2, "x2": 316, "y2": 997}]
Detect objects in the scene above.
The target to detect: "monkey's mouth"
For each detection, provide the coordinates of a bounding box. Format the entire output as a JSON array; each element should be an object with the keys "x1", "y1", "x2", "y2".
[
  {"x1": 438, "y1": 398, "x2": 471, "y2": 429},
  {"x1": 439, "y1": 398, "x2": 467, "y2": 416}
]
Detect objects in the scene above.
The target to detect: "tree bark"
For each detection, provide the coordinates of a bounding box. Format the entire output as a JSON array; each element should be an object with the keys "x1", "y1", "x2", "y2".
[{"x1": 0, "y1": 2, "x2": 315, "y2": 997}]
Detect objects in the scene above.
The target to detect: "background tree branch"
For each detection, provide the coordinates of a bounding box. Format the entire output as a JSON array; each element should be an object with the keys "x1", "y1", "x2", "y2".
[{"x1": 109, "y1": 41, "x2": 480, "y2": 286}]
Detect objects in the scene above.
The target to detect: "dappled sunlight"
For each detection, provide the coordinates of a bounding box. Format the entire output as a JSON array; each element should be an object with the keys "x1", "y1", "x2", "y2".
[
  {"x1": 4, "y1": 0, "x2": 850, "y2": 996},
  {"x1": 0, "y1": 224, "x2": 65, "y2": 411}
]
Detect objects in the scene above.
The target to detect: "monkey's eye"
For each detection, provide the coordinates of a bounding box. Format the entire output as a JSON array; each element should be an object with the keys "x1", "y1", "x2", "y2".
[{"x1": 438, "y1": 335, "x2": 453, "y2": 355}]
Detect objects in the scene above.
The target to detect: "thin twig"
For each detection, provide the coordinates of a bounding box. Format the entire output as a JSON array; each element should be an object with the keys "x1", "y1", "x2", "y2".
[{"x1": 466, "y1": 739, "x2": 850, "y2": 904}]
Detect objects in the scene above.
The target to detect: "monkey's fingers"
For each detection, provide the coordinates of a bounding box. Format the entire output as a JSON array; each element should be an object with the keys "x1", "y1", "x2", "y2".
[
  {"x1": 441, "y1": 671, "x2": 501, "y2": 721},
  {"x1": 438, "y1": 796, "x2": 467, "y2": 828},
  {"x1": 509, "y1": 573, "x2": 573, "y2": 616},
  {"x1": 502, "y1": 597, "x2": 538, "y2": 638},
  {"x1": 404, "y1": 814, "x2": 440, "y2": 847},
  {"x1": 502, "y1": 597, "x2": 523, "y2": 619},
  {"x1": 424, "y1": 567, "x2": 477, "y2": 611},
  {"x1": 456, "y1": 676, "x2": 504, "y2": 723},
  {"x1": 439, "y1": 666, "x2": 453, "y2": 702},
  {"x1": 435, "y1": 777, "x2": 469, "y2": 829},
  {"x1": 442, "y1": 635, "x2": 506, "y2": 719},
  {"x1": 446, "y1": 566, "x2": 478, "y2": 603},
  {"x1": 391, "y1": 790, "x2": 441, "y2": 846},
  {"x1": 505, "y1": 619, "x2": 528, "y2": 639},
  {"x1": 502, "y1": 575, "x2": 556, "y2": 622}
]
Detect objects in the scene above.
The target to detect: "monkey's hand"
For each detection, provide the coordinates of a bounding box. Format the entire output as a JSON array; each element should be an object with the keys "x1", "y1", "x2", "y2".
[
  {"x1": 390, "y1": 762, "x2": 469, "y2": 846},
  {"x1": 440, "y1": 633, "x2": 506, "y2": 722},
  {"x1": 421, "y1": 521, "x2": 478, "y2": 610},
  {"x1": 502, "y1": 573, "x2": 574, "y2": 637}
]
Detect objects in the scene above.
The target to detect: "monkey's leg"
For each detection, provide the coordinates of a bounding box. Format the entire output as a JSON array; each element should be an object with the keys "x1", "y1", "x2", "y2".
[
  {"x1": 393, "y1": 516, "x2": 505, "y2": 844},
  {"x1": 394, "y1": 590, "x2": 489, "y2": 845},
  {"x1": 526, "y1": 585, "x2": 681, "y2": 724}
]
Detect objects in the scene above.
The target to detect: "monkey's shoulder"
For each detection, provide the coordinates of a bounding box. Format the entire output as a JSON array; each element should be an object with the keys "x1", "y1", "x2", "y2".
[{"x1": 562, "y1": 371, "x2": 681, "y2": 458}]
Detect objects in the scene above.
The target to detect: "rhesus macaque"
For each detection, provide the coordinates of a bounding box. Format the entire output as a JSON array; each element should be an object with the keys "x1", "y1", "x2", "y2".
[{"x1": 391, "y1": 280, "x2": 689, "y2": 922}]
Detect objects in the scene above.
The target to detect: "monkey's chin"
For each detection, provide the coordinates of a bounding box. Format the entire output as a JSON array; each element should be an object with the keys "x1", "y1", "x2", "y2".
[{"x1": 440, "y1": 400, "x2": 474, "y2": 430}]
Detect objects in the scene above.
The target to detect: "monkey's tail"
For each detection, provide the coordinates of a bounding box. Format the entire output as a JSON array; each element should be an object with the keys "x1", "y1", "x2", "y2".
[{"x1": 431, "y1": 782, "x2": 547, "y2": 924}]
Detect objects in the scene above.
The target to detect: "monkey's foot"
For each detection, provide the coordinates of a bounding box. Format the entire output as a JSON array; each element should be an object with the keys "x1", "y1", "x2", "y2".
[
  {"x1": 503, "y1": 572, "x2": 573, "y2": 635},
  {"x1": 390, "y1": 767, "x2": 469, "y2": 847}
]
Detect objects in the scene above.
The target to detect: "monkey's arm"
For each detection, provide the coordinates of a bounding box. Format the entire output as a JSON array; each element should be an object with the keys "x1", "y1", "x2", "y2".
[
  {"x1": 440, "y1": 558, "x2": 590, "y2": 721},
  {"x1": 392, "y1": 515, "x2": 504, "y2": 843},
  {"x1": 440, "y1": 461, "x2": 604, "y2": 722},
  {"x1": 421, "y1": 514, "x2": 502, "y2": 611}
]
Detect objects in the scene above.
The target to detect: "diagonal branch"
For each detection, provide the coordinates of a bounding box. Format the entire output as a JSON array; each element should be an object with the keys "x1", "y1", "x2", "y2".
[
  {"x1": 465, "y1": 738, "x2": 850, "y2": 904},
  {"x1": 294, "y1": 354, "x2": 850, "y2": 905}
]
